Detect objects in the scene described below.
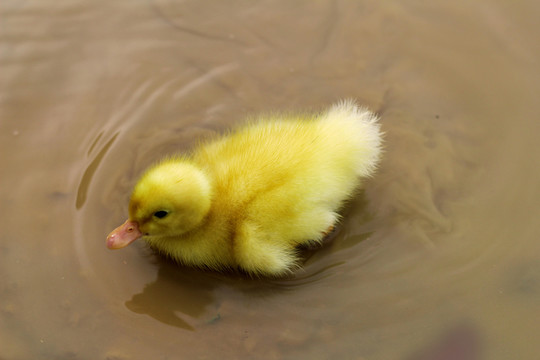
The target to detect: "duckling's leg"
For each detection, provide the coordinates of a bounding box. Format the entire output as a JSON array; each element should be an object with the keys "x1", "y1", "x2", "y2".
[
  {"x1": 299, "y1": 215, "x2": 339, "y2": 250},
  {"x1": 317, "y1": 210, "x2": 340, "y2": 241},
  {"x1": 322, "y1": 225, "x2": 336, "y2": 237}
]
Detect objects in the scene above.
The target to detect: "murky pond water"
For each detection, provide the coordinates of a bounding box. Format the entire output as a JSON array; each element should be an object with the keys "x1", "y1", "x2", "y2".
[{"x1": 2, "y1": 1, "x2": 540, "y2": 359}]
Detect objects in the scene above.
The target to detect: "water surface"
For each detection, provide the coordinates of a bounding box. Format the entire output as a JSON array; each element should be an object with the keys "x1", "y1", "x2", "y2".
[{"x1": 1, "y1": 1, "x2": 540, "y2": 359}]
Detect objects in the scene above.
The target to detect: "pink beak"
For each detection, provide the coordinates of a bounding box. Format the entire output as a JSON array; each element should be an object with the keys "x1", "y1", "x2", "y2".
[{"x1": 106, "y1": 220, "x2": 143, "y2": 249}]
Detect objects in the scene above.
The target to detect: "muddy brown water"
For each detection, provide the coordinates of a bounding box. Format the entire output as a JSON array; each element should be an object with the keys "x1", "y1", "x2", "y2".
[{"x1": 2, "y1": 1, "x2": 540, "y2": 359}]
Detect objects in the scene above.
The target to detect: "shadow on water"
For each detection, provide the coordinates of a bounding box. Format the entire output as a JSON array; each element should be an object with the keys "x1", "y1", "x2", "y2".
[
  {"x1": 123, "y1": 257, "x2": 297, "y2": 330},
  {"x1": 125, "y1": 263, "x2": 218, "y2": 331},
  {"x1": 76, "y1": 133, "x2": 119, "y2": 209},
  {"x1": 123, "y1": 194, "x2": 375, "y2": 330}
]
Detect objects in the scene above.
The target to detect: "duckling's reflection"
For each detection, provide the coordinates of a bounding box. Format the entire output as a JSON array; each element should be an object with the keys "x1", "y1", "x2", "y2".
[
  {"x1": 125, "y1": 196, "x2": 374, "y2": 330},
  {"x1": 124, "y1": 258, "x2": 295, "y2": 330},
  {"x1": 125, "y1": 262, "x2": 218, "y2": 331}
]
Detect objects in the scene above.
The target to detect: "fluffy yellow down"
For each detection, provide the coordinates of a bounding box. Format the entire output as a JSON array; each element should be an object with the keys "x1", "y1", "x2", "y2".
[{"x1": 123, "y1": 100, "x2": 382, "y2": 276}]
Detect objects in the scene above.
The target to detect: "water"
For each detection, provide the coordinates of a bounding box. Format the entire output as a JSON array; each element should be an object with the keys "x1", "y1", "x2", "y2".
[{"x1": 1, "y1": 1, "x2": 540, "y2": 359}]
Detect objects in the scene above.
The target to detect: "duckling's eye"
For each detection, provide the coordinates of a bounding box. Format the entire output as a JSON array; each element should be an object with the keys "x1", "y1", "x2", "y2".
[{"x1": 153, "y1": 210, "x2": 169, "y2": 219}]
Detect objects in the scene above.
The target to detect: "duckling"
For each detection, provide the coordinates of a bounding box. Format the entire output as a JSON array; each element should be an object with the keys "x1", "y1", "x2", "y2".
[{"x1": 106, "y1": 100, "x2": 382, "y2": 276}]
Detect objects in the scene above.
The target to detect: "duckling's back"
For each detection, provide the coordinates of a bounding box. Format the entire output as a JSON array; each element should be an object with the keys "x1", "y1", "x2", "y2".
[{"x1": 194, "y1": 100, "x2": 381, "y2": 201}]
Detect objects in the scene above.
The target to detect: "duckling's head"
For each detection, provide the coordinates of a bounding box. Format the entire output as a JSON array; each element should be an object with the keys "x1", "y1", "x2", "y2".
[{"x1": 106, "y1": 161, "x2": 212, "y2": 249}]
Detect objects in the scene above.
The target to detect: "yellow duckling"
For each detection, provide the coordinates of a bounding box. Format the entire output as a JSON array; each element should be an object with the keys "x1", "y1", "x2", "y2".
[{"x1": 106, "y1": 100, "x2": 382, "y2": 276}]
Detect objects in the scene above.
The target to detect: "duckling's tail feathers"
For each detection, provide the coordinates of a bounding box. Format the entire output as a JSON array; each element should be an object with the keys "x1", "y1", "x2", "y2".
[{"x1": 322, "y1": 99, "x2": 383, "y2": 178}]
